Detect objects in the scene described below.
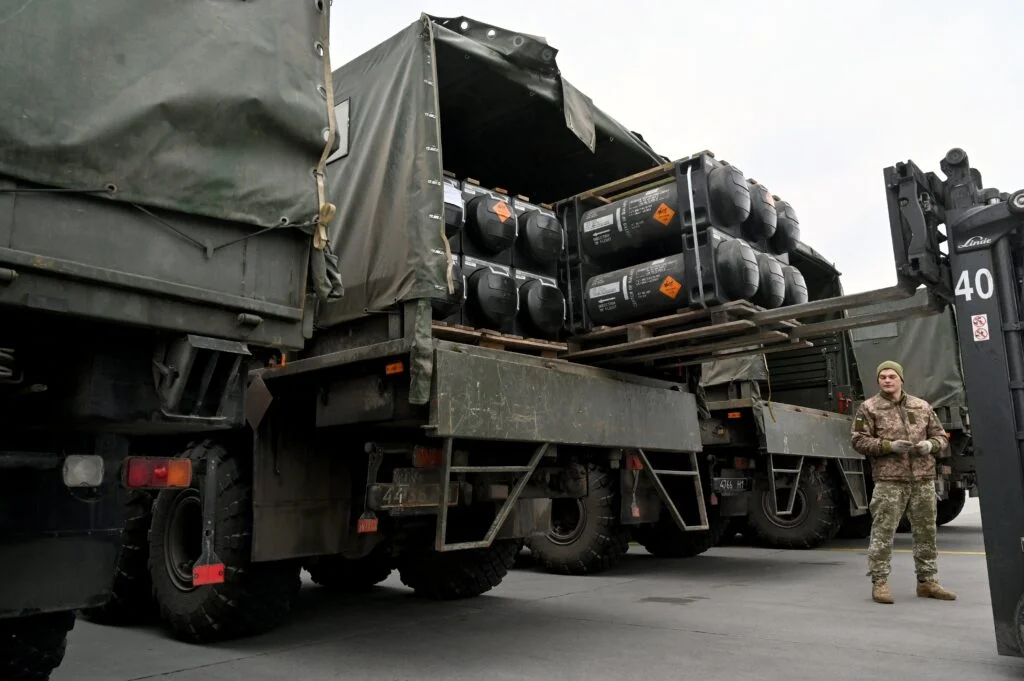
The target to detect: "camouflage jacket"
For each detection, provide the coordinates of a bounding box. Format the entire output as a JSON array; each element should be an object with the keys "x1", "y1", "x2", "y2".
[{"x1": 850, "y1": 391, "x2": 948, "y2": 482}]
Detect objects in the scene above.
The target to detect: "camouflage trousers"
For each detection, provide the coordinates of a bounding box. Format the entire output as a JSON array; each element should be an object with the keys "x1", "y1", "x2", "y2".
[{"x1": 867, "y1": 479, "x2": 938, "y2": 583}]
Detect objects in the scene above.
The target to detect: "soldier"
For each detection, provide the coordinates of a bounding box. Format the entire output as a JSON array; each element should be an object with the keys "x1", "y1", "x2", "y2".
[{"x1": 850, "y1": 360, "x2": 957, "y2": 604}]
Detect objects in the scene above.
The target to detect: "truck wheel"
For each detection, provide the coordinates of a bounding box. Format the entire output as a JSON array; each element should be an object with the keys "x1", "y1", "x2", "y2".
[
  {"x1": 305, "y1": 551, "x2": 393, "y2": 591},
  {"x1": 78, "y1": 490, "x2": 155, "y2": 625},
  {"x1": 836, "y1": 512, "x2": 873, "y2": 539},
  {"x1": 936, "y1": 488, "x2": 967, "y2": 526},
  {"x1": 397, "y1": 539, "x2": 519, "y2": 600},
  {"x1": 638, "y1": 506, "x2": 725, "y2": 558},
  {"x1": 0, "y1": 611, "x2": 75, "y2": 681},
  {"x1": 1016, "y1": 591, "x2": 1024, "y2": 657},
  {"x1": 524, "y1": 463, "x2": 630, "y2": 575},
  {"x1": 148, "y1": 440, "x2": 301, "y2": 643},
  {"x1": 747, "y1": 467, "x2": 841, "y2": 549}
]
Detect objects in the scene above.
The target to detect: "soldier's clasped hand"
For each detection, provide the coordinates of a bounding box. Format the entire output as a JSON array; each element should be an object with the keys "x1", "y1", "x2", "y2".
[
  {"x1": 912, "y1": 440, "x2": 934, "y2": 455},
  {"x1": 889, "y1": 439, "x2": 914, "y2": 454}
]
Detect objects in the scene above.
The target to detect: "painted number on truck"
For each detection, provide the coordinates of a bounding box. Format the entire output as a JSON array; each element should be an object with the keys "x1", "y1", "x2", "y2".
[{"x1": 955, "y1": 267, "x2": 994, "y2": 302}]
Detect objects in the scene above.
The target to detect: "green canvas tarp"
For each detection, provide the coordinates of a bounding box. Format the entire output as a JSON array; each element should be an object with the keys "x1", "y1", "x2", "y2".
[
  {"x1": 318, "y1": 13, "x2": 666, "y2": 328},
  {"x1": 0, "y1": 1, "x2": 336, "y2": 233},
  {"x1": 847, "y1": 287, "x2": 967, "y2": 418}
]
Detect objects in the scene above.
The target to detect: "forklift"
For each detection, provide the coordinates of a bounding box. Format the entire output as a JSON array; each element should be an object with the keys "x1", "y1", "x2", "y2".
[{"x1": 882, "y1": 147, "x2": 1024, "y2": 657}]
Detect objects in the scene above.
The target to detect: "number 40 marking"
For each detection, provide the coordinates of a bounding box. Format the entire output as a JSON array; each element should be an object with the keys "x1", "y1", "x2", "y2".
[{"x1": 955, "y1": 267, "x2": 995, "y2": 302}]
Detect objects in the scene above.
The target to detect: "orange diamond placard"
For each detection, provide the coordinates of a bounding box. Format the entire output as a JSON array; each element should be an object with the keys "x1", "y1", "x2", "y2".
[
  {"x1": 493, "y1": 200, "x2": 512, "y2": 223},
  {"x1": 659, "y1": 275, "x2": 681, "y2": 299},
  {"x1": 653, "y1": 202, "x2": 676, "y2": 226}
]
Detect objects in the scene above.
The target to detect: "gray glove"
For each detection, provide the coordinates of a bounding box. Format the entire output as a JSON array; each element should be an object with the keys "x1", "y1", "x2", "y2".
[
  {"x1": 912, "y1": 440, "x2": 934, "y2": 456},
  {"x1": 888, "y1": 439, "x2": 914, "y2": 454}
]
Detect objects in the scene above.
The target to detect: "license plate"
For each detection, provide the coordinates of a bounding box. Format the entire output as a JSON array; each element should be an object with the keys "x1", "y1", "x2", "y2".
[
  {"x1": 376, "y1": 482, "x2": 460, "y2": 510},
  {"x1": 713, "y1": 477, "x2": 750, "y2": 494}
]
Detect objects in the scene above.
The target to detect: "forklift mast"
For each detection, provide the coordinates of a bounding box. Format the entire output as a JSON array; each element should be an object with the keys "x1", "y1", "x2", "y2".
[{"x1": 885, "y1": 147, "x2": 1024, "y2": 657}]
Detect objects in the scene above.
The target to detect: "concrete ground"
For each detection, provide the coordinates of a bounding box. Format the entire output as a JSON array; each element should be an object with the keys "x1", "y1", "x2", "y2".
[{"x1": 57, "y1": 498, "x2": 1023, "y2": 681}]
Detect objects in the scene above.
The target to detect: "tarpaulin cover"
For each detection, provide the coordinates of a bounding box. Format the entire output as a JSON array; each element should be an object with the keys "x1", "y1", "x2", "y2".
[
  {"x1": 0, "y1": 1, "x2": 335, "y2": 232},
  {"x1": 318, "y1": 13, "x2": 666, "y2": 328},
  {"x1": 847, "y1": 287, "x2": 966, "y2": 412}
]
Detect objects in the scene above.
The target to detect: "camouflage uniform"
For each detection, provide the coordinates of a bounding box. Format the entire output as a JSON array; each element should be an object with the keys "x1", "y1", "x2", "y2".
[{"x1": 851, "y1": 390, "x2": 948, "y2": 585}]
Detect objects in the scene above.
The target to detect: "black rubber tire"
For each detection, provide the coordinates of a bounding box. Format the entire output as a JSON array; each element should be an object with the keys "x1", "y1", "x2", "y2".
[
  {"x1": 77, "y1": 490, "x2": 156, "y2": 625},
  {"x1": 639, "y1": 505, "x2": 725, "y2": 558},
  {"x1": 1015, "y1": 590, "x2": 1024, "y2": 656},
  {"x1": 936, "y1": 488, "x2": 967, "y2": 526},
  {"x1": 747, "y1": 467, "x2": 841, "y2": 549},
  {"x1": 398, "y1": 539, "x2": 519, "y2": 600},
  {"x1": 305, "y1": 551, "x2": 393, "y2": 591},
  {"x1": 835, "y1": 512, "x2": 873, "y2": 539},
  {"x1": 148, "y1": 439, "x2": 301, "y2": 643},
  {"x1": 524, "y1": 462, "x2": 630, "y2": 575},
  {"x1": 0, "y1": 611, "x2": 75, "y2": 681}
]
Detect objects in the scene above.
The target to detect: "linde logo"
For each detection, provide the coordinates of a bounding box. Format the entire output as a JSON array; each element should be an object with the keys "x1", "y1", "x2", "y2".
[{"x1": 958, "y1": 235, "x2": 992, "y2": 250}]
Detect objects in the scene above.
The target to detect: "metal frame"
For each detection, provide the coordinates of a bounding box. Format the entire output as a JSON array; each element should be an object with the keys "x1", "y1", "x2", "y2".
[
  {"x1": 836, "y1": 458, "x2": 870, "y2": 514},
  {"x1": 767, "y1": 454, "x2": 804, "y2": 517},
  {"x1": 634, "y1": 448, "x2": 709, "y2": 532},
  {"x1": 434, "y1": 438, "x2": 549, "y2": 552}
]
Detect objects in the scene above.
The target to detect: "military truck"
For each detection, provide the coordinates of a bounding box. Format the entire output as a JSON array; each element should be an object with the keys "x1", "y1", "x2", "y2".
[
  {"x1": 81, "y1": 14, "x2": 735, "y2": 644},
  {"x1": 0, "y1": 4, "x2": 337, "y2": 678},
  {"x1": 87, "y1": 12, "x2": 930, "y2": 640}
]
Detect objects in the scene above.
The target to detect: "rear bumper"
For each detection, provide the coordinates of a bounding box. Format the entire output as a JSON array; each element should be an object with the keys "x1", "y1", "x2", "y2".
[
  {"x1": 0, "y1": 454, "x2": 125, "y2": 617},
  {"x1": 0, "y1": 531, "x2": 121, "y2": 617},
  {"x1": 706, "y1": 399, "x2": 859, "y2": 459}
]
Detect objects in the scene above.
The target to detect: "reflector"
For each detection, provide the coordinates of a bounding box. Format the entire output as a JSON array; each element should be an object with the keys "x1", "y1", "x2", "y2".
[{"x1": 124, "y1": 457, "x2": 192, "y2": 489}]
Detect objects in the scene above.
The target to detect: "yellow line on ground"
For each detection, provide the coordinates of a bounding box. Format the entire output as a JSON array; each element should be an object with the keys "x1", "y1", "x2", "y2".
[
  {"x1": 817, "y1": 547, "x2": 986, "y2": 556},
  {"x1": 627, "y1": 542, "x2": 985, "y2": 556}
]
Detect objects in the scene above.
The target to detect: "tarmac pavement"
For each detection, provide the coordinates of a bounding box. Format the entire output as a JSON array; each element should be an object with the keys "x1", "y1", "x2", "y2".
[{"x1": 56, "y1": 497, "x2": 1024, "y2": 680}]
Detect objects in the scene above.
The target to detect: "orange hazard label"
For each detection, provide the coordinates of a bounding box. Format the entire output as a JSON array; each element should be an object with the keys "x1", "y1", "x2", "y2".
[
  {"x1": 659, "y1": 275, "x2": 681, "y2": 299},
  {"x1": 492, "y1": 200, "x2": 512, "y2": 223},
  {"x1": 653, "y1": 202, "x2": 676, "y2": 226}
]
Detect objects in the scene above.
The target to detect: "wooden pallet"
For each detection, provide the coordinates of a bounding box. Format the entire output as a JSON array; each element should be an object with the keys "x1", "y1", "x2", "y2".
[
  {"x1": 562, "y1": 299, "x2": 809, "y2": 368},
  {"x1": 431, "y1": 321, "x2": 567, "y2": 358}
]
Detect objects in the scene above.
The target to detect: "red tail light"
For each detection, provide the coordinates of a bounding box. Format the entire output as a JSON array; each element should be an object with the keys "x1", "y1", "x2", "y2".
[{"x1": 124, "y1": 457, "x2": 192, "y2": 489}]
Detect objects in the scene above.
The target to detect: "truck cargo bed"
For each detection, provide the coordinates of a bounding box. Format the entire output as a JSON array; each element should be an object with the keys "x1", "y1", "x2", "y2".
[{"x1": 257, "y1": 304, "x2": 702, "y2": 452}]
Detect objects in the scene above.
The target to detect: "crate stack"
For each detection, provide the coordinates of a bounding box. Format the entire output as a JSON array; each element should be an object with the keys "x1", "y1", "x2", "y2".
[
  {"x1": 560, "y1": 150, "x2": 810, "y2": 334},
  {"x1": 427, "y1": 152, "x2": 824, "y2": 368},
  {"x1": 550, "y1": 151, "x2": 826, "y2": 370},
  {"x1": 431, "y1": 172, "x2": 570, "y2": 349}
]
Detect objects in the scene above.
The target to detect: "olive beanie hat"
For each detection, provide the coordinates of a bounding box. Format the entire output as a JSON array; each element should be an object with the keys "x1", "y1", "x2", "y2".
[{"x1": 876, "y1": 360, "x2": 904, "y2": 382}]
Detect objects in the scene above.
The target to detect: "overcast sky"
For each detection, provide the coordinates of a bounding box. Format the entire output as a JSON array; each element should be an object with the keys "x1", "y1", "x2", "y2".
[{"x1": 328, "y1": 1, "x2": 1021, "y2": 294}]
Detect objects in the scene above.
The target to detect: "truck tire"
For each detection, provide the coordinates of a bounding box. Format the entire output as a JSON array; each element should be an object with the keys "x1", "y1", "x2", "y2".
[
  {"x1": 397, "y1": 539, "x2": 519, "y2": 600},
  {"x1": 0, "y1": 611, "x2": 75, "y2": 681},
  {"x1": 638, "y1": 506, "x2": 725, "y2": 558},
  {"x1": 936, "y1": 488, "x2": 967, "y2": 526},
  {"x1": 524, "y1": 463, "x2": 630, "y2": 575},
  {"x1": 836, "y1": 512, "x2": 873, "y2": 539},
  {"x1": 148, "y1": 440, "x2": 301, "y2": 643},
  {"x1": 1016, "y1": 591, "x2": 1024, "y2": 657},
  {"x1": 78, "y1": 490, "x2": 155, "y2": 625},
  {"x1": 747, "y1": 467, "x2": 841, "y2": 549},
  {"x1": 305, "y1": 551, "x2": 393, "y2": 591}
]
